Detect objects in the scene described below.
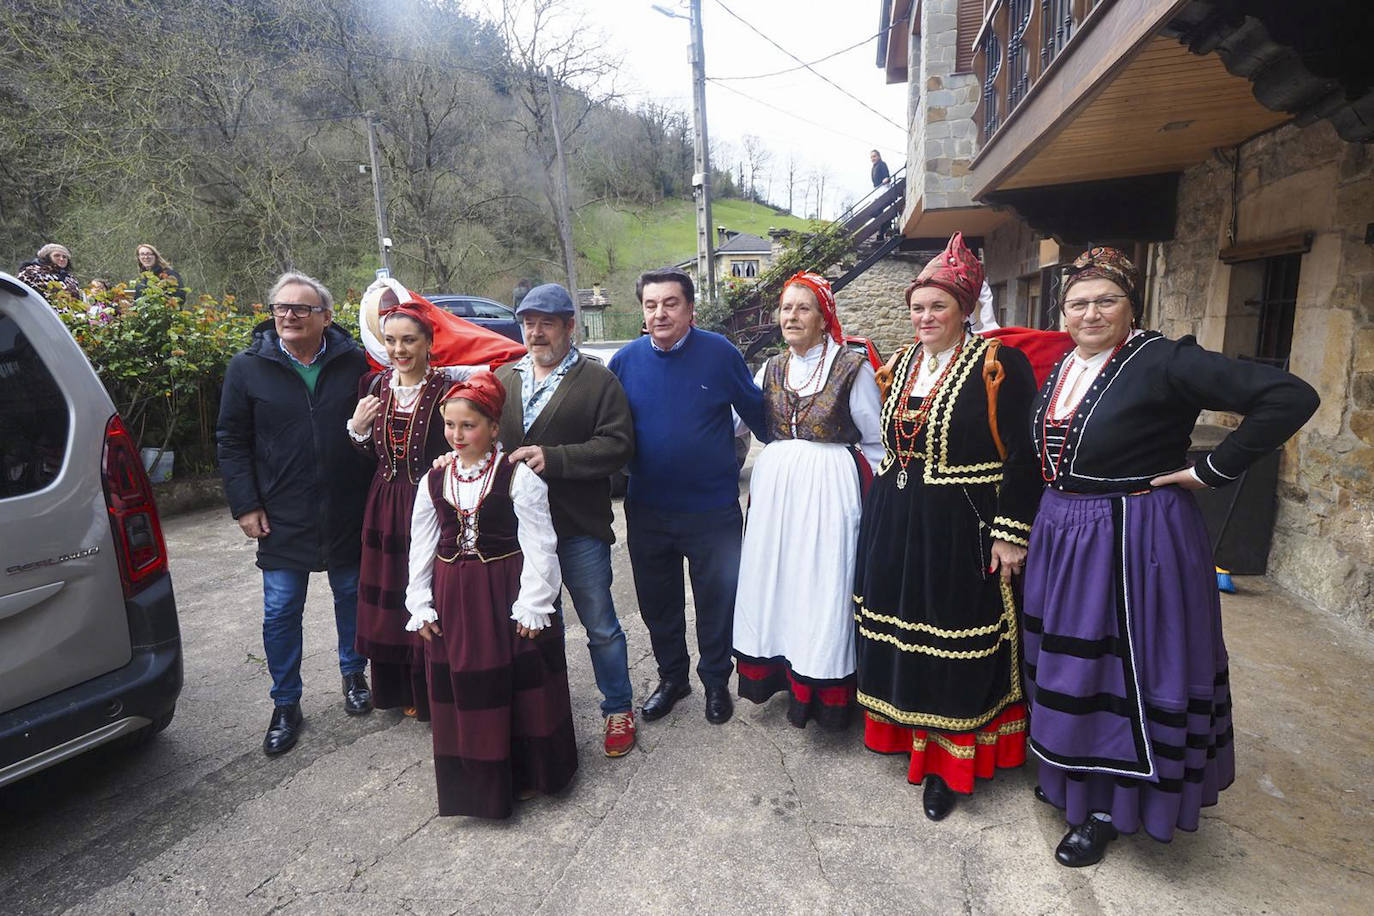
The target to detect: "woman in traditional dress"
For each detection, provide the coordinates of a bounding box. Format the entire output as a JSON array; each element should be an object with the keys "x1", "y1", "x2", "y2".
[
  {"x1": 405, "y1": 372, "x2": 577, "y2": 818},
  {"x1": 348, "y1": 302, "x2": 453, "y2": 720},
  {"x1": 732, "y1": 272, "x2": 883, "y2": 729},
  {"x1": 854, "y1": 232, "x2": 1041, "y2": 821},
  {"x1": 1023, "y1": 246, "x2": 1319, "y2": 866}
]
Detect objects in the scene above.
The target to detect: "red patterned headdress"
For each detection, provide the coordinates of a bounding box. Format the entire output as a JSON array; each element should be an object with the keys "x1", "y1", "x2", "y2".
[
  {"x1": 440, "y1": 371, "x2": 506, "y2": 421},
  {"x1": 781, "y1": 271, "x2": 843, "y2": 344},
  {"x1": 907, "y1": 231, "x2": 985, "y2": 316},
  {"x1": 379, "y1": 301, "x2": 434, "y2": 340},
  {"x1": 1062, "y1": 246, "x2": 1140, "y2": 310}
]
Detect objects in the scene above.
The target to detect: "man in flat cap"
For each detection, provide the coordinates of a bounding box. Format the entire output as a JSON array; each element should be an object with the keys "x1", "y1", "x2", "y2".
[{"x1": 494, "y1": 283, "x2": 639, "y2": 757}]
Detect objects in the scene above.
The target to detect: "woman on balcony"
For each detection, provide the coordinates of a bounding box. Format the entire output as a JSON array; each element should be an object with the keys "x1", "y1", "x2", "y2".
[
  {"x1": 854, "y1": 233, "x2": 1041, "y2": 821},
  {"x1": 732, "y1": 272, "x2": 883, "y2": 729},
  {"x1": 1023, "y1": 247, "x2": 1319, "y2": 866}
]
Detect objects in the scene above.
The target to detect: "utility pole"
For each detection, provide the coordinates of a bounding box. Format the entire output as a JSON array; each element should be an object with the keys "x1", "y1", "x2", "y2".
[
  {"x1": 545, "y1": 66, "x2": 581, "y2": 342},
  {"x1": 689, "y1": 0, "x2": 716, "y2": 306},
  {"x1": 364, "y1": 112, "x2": 392, "y2": 275}
]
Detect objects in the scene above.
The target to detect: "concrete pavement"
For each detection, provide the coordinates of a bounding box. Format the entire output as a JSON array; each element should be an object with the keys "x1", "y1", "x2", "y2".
[{"x1": 2, "y1": 493, "x2": 1371, "y2": 914}]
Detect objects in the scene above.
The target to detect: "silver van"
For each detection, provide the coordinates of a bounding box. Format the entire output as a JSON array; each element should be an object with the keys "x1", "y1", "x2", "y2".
[{"x1": 0, "y1": 272, "x2": 182, "y2": 787}]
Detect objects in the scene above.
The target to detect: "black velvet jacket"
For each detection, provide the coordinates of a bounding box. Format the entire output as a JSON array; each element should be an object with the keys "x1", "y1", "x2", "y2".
[
  {"x1": 879, "y1": 334, "x2": 1041, "y2": 547},
  {"x1": 1031, "y1": 331, "x2": 1320, "y2": 494}
]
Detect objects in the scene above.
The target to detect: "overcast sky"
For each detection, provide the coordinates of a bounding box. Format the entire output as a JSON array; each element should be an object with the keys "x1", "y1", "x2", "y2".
[{"x1": 521, "y1": 0, "x2": 910, "y2": 221}]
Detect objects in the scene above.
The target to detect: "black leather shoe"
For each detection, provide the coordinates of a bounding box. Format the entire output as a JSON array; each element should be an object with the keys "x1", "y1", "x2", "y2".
[
  {"x1": 923, "y1": 775, "x2": 956, "y2": 821},
  {"x1": 704, "y1": 685, "x2": 733, "y2": 725},
  {"x1": 263, "y1": 703, "x2": 303, "y2": 756},
  {"x1": 641, "y1": 679, "x2": 690, "y2": 721},
  {"x1": 1034, "y1": 785, "x2": 1052, "y2": 805},
  {"x1": 343, "y1": 672, "x2": 373, "y2": 715},
  {"x1": 1054, "y1": 818, "x2": 1118, "y2": 867}
]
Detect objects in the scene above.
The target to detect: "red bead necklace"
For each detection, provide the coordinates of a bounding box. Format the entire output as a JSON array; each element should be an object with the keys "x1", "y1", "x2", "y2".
[
  {"x1": 893, "y1": 341, "x2": 961, "y2": 489},
  {"x1": 782, "y1": 337, "x2": 829, "y2": 433},
  {"x1": 449, "y1": 447, "x2": 500, "y2": 549},
  {"x1": 1040, "y1": 339, "x2": 1127, "y2": 483},
  {"x1": 384, "y1": 368, "x2": 435, "y2": 465}
]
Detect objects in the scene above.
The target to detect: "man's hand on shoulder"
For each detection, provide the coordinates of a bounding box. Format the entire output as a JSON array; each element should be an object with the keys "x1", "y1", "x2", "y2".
[{"x1": 509, "y1": 445, "x2": 546, "y2": 475}]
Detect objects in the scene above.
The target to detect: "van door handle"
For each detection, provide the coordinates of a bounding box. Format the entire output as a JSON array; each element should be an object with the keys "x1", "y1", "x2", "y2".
[{"x1": 0, "y1": 581, "x2": 66, "y2": 622}]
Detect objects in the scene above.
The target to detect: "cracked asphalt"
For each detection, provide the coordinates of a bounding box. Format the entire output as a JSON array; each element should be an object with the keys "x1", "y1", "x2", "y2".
[{"x1": 3, "y1": 472, "x2": 1372, "y2": 914}]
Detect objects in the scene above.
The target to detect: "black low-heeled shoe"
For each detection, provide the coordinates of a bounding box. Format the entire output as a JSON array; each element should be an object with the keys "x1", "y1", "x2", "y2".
[
  {"x1": 343, "y1": 671, "x2": 373, "y2": 715},
  {"x1": 704, "y1": 685, "x2": 733, "y2": 724},
  {"x1": 922, "y1": 775, "x2": 956, "y2": 821},
  {"x1": 1054, "y1": 818, "x2": 1118, "y2": 867},
  {"x1": 1034, "y1": 785, "x2": 1052, "y2": 805},
  {"x1": 263, "y1": 703, "x2": 303, "y2": 756},
  {"x1": 641, "y1": 679, "x2": 691, "y2": 721}
]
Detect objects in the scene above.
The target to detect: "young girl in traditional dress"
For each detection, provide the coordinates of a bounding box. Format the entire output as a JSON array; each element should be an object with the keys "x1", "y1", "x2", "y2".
[{"x1": 404, "y1": 372, "x2": 578, "y2": 818}]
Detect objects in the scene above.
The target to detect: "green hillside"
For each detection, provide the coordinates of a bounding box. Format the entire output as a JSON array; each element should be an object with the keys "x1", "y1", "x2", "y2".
[{"x1": 573, "y1": 197, "x2": 820, "y2": 337}]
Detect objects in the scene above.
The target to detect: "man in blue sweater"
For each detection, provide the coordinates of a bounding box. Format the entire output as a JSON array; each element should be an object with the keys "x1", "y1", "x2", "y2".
[{"x1": 610, "y1": 268, "x2": 767, "y2": 726}]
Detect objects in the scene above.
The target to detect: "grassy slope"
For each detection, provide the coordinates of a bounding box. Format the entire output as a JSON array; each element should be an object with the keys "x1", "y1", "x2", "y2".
[{"x1": 573, "y1": 197, "x2": 819, "y2": 336}]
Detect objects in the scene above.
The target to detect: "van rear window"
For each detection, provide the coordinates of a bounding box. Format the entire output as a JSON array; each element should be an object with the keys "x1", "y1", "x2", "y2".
[{"x1": 0, "y1": 314, "x2": 69, "y2": 498}]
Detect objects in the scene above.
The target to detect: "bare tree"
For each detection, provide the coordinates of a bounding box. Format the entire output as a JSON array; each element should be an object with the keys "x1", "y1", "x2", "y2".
[
  {"x1": 785, "y1": 153, "x2": 800, "y2": 215},
  {"x1": 496, "y1": 0, "x2": 620, "y2": 285},
  {"x1": 740, "y1": 134, "x2": 772, "y2": 204}
]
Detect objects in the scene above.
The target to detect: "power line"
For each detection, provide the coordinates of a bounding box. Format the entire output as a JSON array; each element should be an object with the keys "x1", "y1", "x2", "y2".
[
  {"x1": 709, "y1": 19, "x2": 899, "y2": 81},
  {"x1": 706, "y1": 77, "x2": 903, "y2": 153},
  {"x1": 709, "y1": 0, "x2": 906, "y2": 132}
]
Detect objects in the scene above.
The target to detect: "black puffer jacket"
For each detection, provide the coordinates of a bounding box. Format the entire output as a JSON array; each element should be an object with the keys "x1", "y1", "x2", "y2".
[{"x1": 217, "y1": 320, "x2": 372, "y2": 571}]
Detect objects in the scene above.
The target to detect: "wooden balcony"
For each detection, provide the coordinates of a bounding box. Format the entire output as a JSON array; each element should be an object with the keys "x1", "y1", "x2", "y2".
[{"x1": 968, "y1": 0, "x2": 1290, "y2": 200}]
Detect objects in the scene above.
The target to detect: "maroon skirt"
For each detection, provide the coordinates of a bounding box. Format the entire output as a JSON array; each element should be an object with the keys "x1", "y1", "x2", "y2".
[
  {"x1": 356, "y1": 471, "x2": 430, "y2": 720},
  {"x1": 426, "y1": 552, "x2": 578, "y2": 819}
]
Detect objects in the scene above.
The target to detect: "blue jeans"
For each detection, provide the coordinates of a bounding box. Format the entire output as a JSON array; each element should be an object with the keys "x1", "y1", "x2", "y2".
[
  {"x1": 557, "y1": 536, "x2": 633, "y2": 716},
  {"x1": 262, "y1": 565, "x2": 366, "y2": 706},
  {"x1": 625, "y1": 500, "x2": 743, "y2": 690}
]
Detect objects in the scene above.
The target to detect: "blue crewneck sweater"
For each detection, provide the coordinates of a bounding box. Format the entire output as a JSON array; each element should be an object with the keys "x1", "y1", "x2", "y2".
[{"x1": 610, "y1": 329, "x2": 766, "y2": 512}]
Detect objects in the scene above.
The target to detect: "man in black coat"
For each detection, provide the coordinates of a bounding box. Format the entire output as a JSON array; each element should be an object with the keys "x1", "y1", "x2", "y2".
[{"x1": 217, "y1": 271, "x2": 375, "y2": 756}]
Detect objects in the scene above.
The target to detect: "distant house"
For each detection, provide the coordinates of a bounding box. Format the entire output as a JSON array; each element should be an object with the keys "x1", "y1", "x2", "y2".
[{"x1": 675, "y1": 227, "x2": 777, "y2": 285}]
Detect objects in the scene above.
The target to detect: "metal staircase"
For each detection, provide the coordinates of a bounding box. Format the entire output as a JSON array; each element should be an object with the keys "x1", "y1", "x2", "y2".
[{"x1": 725, "y1": 168, "x2": 906, "y2": 357}]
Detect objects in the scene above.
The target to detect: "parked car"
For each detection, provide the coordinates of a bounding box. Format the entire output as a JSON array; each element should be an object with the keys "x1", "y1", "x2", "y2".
[
  {"x1": 0, "y1": 273, "x2": 182, "y2": 789},
  {"x1": 844, "y1": 335, "x2": 883, "y2": 370},
  {"x1": 428, "y1": 295, "x2": 523, "y2": 344}
]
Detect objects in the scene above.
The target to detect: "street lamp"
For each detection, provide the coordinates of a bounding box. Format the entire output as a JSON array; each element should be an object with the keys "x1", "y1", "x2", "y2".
[{"x1": 653, "y1": 1, "x2": 716, "y2": 306}]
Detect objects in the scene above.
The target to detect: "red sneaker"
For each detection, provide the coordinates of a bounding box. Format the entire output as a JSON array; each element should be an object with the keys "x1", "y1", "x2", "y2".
[{"x1": 603, "y1": 711, "x2": 637, "y2": 757}]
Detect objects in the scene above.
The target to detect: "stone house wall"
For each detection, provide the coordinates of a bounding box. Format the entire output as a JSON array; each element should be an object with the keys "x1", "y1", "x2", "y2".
[
  {"x1": 1154, "y1": 120, "x2": 1374, "y2": 627},
  {"x1": 903, "y1": 0, "x2": 983, "y2": 228},
  {"x1": 834, "y1": 254, "x2": 927, "y2": 360}
]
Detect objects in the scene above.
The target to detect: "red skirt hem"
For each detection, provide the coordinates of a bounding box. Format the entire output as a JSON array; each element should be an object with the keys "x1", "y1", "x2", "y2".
[{"x1": 864, "y1": 704, "x2": 1027, "y2": 794}]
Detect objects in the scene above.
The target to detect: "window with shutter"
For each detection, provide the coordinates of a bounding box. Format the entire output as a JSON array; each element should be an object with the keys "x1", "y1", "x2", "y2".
[{"x1": 955, "y1": 0, "x2": 983, "y2": 73}]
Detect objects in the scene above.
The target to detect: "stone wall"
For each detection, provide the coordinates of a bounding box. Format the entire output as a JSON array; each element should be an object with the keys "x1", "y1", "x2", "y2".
[
  {"x1": 903, "y1": 0, "x2": 983, "y2": 228},
  {"x1": 834, "y1": 253, "x2": 927, "y2": 360},
  {"x1": 1157, "y1": 120, "x2": 1374, "y2": 628}
]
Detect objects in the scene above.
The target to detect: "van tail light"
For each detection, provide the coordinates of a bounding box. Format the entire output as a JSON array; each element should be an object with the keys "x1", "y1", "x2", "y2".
[{"x1": 101, "y1": 414, "x2": 169, "y2": 597}]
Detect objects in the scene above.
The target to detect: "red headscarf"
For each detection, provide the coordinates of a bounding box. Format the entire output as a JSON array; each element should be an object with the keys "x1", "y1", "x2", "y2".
[
  {"x1": 907, "y1": 231, "x2": 985, "y2": 315},
  {"x1": 440, "y1": 371, "x2": 506, "y2": 421},
  {"x1": 781, "y1": 271, "x2": 843, "y2": 344},
  {"x1": 379, "y1": 301, "x2": 434, "y2": 339}
]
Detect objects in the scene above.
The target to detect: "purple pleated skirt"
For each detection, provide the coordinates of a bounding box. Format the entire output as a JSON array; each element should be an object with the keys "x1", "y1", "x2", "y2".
[{"x1": 1022, "y1": 486, "x2": 1235, "y2": 842}]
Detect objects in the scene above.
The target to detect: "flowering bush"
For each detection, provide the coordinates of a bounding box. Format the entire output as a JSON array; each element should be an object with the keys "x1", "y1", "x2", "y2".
[{"x1": 56, "y1": 281, "x2": 363, "y2": 474}]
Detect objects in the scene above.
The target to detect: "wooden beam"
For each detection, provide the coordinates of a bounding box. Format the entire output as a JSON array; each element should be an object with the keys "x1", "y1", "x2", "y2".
[{"x1": 968, "y1": 0, "x2": 1188, "y2": 198}]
